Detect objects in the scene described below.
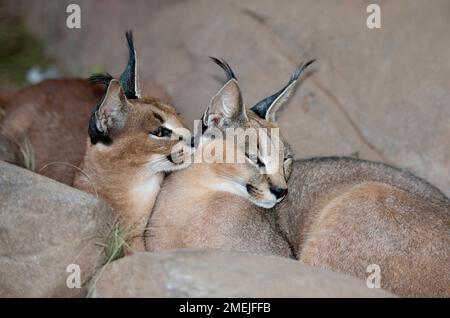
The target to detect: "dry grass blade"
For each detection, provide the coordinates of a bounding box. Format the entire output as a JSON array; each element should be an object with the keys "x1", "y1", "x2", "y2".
[
  {"x1": 19, "y1": 137, "x2": 36, "y2": 171},
  {"x1": 86, "y1": 219, "x2": 132, "y2": 297},
  {"x1": 39, "y1": 161, "x2": 99, "y2": 197}
]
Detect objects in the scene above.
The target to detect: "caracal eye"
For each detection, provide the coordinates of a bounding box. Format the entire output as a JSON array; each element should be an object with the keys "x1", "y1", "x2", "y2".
[{"x1": 150, "y1": 126, "x2": 172, "y2": 138}]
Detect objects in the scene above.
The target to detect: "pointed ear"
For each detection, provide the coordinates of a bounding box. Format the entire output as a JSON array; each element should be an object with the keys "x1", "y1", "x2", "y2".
[
  {"x1": 203, "y1": 79, "x2": 247, "y2": 128},
  {"x1": 251, "y1": 59, "x2": 315, "y2": 122},
  {"x1": 89, "y1": 80, "x2": 129, "y2": 144}
]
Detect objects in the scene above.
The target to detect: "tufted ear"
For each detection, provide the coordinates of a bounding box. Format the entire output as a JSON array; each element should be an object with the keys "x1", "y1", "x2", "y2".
[
  {"x1": 202, "y1": 58, "x2": 247, "y2": 128},
  {"x1": 251, "y1": 59, "x2": 315, "y2": 122},
  {"x1": 89, "y1": 30, "x2": 141, "y2": 99},
  {"x1": 88, "y1": 80, "x2": 129, "y2": 144}
]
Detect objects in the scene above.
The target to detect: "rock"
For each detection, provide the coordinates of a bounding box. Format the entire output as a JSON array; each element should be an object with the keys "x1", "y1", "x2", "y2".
[
  {"x1": 0, "y1": 136, "x2": 20, "y2": 166},
  {"x1": 91, "y1": 250, "x2": 394, "y2": 297},
  {"x1": 0, "y1": 160, "x2": 116, "y2": 297},
  {"x1": 8, "y1": 0, "x2": 450, "y2": 197}
]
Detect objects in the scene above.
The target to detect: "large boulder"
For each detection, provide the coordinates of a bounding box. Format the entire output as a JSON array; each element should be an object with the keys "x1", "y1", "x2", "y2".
[
  {"x1": 91, "y1": 250, "x2": 393, "y2": 297},
  {"x1": 7, "y1": 0, "x2": 450, "y2": 197},
  {"x1": 0, "y1": 160, "x2": 115, "y2": 297}
]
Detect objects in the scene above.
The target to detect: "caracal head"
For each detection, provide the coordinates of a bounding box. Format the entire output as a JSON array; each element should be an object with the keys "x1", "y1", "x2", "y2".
[
  {"x1": 198, "y1": 58, "x2": 314, "y2": 208},
  {"x1": 87, "y1": 79, "x2": 193, "y2": 176}
]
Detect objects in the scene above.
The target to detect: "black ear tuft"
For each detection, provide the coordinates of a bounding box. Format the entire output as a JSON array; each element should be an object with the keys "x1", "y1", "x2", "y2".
[
  {"x1": 125, "y1": 30, "x2": 135, "y2": 52},
  {"x1": 89, "y1": 73, "x2": 114, "y2": 86},
  {"x1": 119, "y1": 30, "x2": 140, "y2": 99},
  {"x1": 251, "y1": 59, "x2": 315, "y2": 120},
  {"x1": 290, "y1": 59, "x2": 316, "y2": 82},
  {"x1": 209, "y1": 56, "x2": 237, "y2": 82},
  {"x1": 89, "y1": 31, "x2": 141, "y2": 99}
]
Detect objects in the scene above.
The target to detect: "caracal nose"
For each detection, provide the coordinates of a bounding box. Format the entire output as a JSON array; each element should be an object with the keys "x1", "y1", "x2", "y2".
[{"x1": 270, "y1": 186, "x2": 287, "y2": 200}]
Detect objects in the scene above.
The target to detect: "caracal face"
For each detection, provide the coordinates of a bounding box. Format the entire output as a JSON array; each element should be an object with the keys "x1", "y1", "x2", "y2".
[
  {"x1": 199, "y1": 111, "x2": 293, "y2": 209},
  {"x1": 88, "y1": 79, "x2": 193, "y2": 175},
  {"x1": 197, "y1": 58, "x2": 313, "y2": 208}
]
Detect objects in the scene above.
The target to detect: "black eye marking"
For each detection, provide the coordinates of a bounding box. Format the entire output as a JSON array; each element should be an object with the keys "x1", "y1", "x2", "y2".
[
  {"x1": 151, "y1": 126, "x2": 172, "y2": 138},
  {"x1": 153, "y1": 112, "x2": 164, "y2": 122},
  {"x1": 246, "y1": 183, "x2": 258, "y2": 195},
  {"x1": 245, "y1": 152, "x2": 265, "y2": 168},
  {"x1": 256, "y1": 157, "x2": 265, "y2": 167}
]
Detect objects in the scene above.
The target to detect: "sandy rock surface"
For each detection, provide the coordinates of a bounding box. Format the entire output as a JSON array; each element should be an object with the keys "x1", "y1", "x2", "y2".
[
  {"x1": 91, "y1": 249, "x2": 394, "y2": 298},
  {"x1": 0, "y1": 160, "x2": 115, "y2": 297}
]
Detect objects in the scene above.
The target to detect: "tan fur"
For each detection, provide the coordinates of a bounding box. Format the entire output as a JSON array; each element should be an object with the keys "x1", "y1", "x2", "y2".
[
  {"x1": 146, "y1": 148, "x2": 293, "y2": 257},
  {"x1": 149, "y1": 153, "x2": 449, "y2": 296},
  {"x1": 146, "y1": 62, "x2": 305, "y2": 258},
  {"x1": 146, "y1": 112, "x2": 294, "y2": 257},
  {"x1": 0, "y1": 88, "x2": 16, "y2": 115},
  {"x1": 0, "y1": 79, "x2": 103, "y2": 183},
  {"x1": 74, "y1": 87, "x2": 190, "y2": 253},
  {"x1": 276, "y1": 158, "x2": 450, "y2": 297}
]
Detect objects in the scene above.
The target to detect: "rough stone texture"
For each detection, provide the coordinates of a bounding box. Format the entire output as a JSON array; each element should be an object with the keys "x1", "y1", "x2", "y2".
[
  {"x1": 91, "y1": 250, "x2": 393, "y2": 297},
  {"x1": 4, "y1": 0, "x2": 449, "y2": 197},
  {"x1": 0, "y1": 160, "x2": 115, "y2": 297}
]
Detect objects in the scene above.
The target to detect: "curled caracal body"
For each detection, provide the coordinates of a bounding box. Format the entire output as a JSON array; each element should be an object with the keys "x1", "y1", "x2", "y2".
[{"x1": 276, "y1": 157, "x2": 450, "y2": 297}]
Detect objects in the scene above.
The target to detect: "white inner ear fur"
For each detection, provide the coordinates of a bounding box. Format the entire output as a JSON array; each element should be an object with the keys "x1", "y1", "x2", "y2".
[
  {"x1": 265, "y1": 80, "x2": 296, "y2": 122},
  {"x1": 206, "y1": 79, "x2": 247, "y2": 126},
  {"x1": 245, "y1": 155, "x2": 259, "y2": 168},
  {"x1": 96, "y1": 80, "x2": 127, "y2": 133},
  {"x1": 221, "y1": 93, "x2": 238, "y2": 118},
  {"x1": 134, "y1": 49, "x2": 141, "y2": 98}
]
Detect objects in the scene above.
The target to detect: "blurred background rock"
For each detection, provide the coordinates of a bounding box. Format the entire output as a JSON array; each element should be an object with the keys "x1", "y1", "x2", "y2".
[{"x1": 1, "y1": 0, "x2": 449, "y2": 196}]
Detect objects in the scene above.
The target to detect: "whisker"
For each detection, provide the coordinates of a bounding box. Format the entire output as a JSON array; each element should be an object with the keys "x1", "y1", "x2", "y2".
[{"x1": 39, "y1": 162, "x2": 99, "y2": 198}]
